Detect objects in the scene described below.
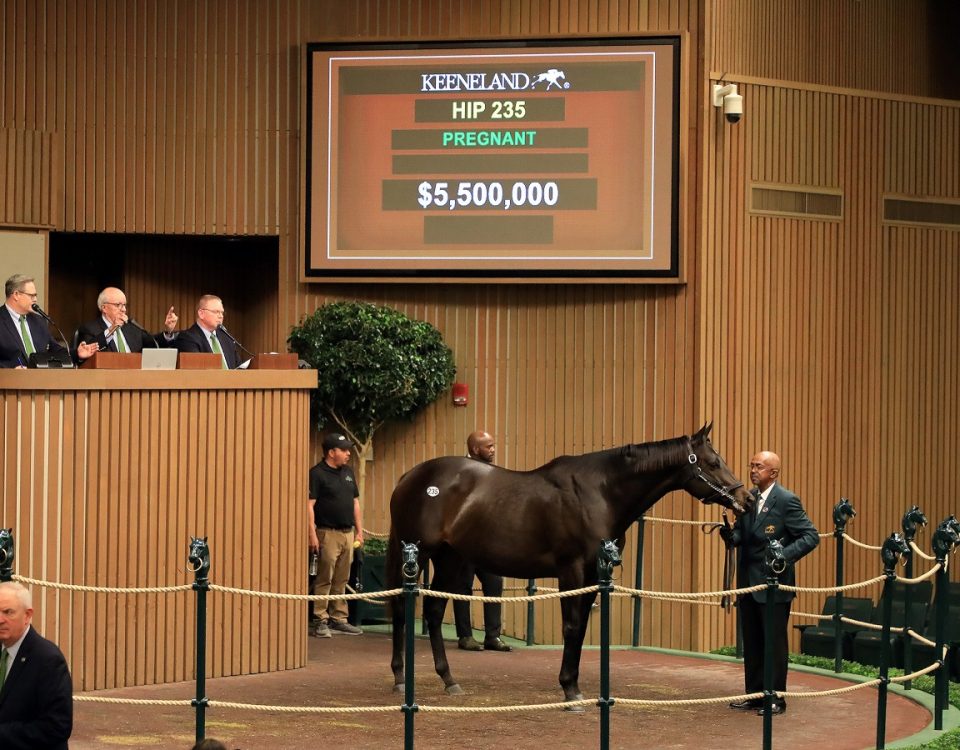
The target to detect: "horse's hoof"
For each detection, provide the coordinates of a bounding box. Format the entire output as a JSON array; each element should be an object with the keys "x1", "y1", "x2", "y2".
[
  {"x1": 445, "y1": 683, "x2": 464, "y2": 695},
  {"x1": 392, "y1": 683, "x2": 403, "y2": 693},
  {"x1": 563, "y1": 693, "x2": 586, "y2": 713}
]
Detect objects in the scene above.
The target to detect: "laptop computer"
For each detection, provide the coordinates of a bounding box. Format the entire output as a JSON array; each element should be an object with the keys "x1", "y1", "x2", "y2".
[{"x1": 141, "y1": 348, "x2": 179, "y2": 370}]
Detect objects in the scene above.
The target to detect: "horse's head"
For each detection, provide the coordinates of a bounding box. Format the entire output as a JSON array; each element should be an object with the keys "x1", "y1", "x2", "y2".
[
  {"x1": 188, "y1": 536, "x2": 210, "y2": 579},
  {"x1": 833, "y1": 497, "x2": 857, "y2": 531},
  {"x1": 881, "y1": 532, "x2": 910, "y2": 573},
  {"x1": 682, "y1": 423, "x2": 753, "y2": 516},
  {"x1": 901, "y1": 505, "x2": 927, "y2": 541}
]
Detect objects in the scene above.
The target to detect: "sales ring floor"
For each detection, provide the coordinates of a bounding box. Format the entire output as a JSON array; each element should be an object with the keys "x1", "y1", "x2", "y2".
[{"x1": 71, "y1": 629, "x2": 949, "y2": 749}]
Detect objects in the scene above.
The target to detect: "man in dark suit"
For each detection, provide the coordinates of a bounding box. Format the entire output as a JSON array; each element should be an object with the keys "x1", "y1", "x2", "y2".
[
  {"x1": 723, "y1": 451, "x2": 819, "y2": 716},
  {"x1": 174, "y1": 294, "x2": 241, "y2": 369},
  {"x1": 0, "y1": 581, "x2": 73, "y2": 749},
  {"x1": 1, "y1": 274, "x2": 97, "y2": 368},
  {"x1": 75, "y1": 286, "x2": 179, "y2": 353}
]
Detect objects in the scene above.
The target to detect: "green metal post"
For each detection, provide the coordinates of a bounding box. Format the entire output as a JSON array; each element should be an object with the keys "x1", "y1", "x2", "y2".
[
  {"x1": 760, "y1": 547, "x2": 781, "y2": 750},
  {"x1": 400, "y1": 543, "x2": 421, "y2": 750},
  {"x1": 631, "y1": 517, "x2": 645, "y2": 647},
  {"x1": 597, "y1": 541, "x2": 621, "y2": 750},
  {"x1": 0, "y1": 528, "x2": 14, "y2": 582},
  {"x1": 931, "y1": 517, "x2": 958, "y2": 731},
  {"x1": 188, "y1": 537, "x2": 211, "y2": 746},
  {"x1": 876, "y1": 532, "x2": 904, "y2": 750},
  {"x1": 525, "y1": 578, "x2": 537, "y2": 646},
  {"x1": 832, "y1": 497, "x2": 855, "y2": 673},
  {"x1": 900, "y1": 505, "x2": 927, "y2": 692}
]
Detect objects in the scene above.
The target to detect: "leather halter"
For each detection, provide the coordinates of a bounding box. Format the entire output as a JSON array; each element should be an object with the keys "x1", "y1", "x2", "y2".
[{"x1": 686, "y1": 450, "x2": 744, "y2": 506}]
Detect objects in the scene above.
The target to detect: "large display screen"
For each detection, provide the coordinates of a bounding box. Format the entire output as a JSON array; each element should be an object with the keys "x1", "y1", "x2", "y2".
[{"x1": 304, "y1": 39, "x2": 680, "y2": 280}]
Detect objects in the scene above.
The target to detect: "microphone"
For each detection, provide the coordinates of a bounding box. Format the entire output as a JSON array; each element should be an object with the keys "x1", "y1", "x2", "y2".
[
  {"x1": 30, "y1": 302, "x2": 52, "y2": 322},
  {"x1": 31, "y1": 302, "x2": 74, "y2": 356},
  {"x1": 217, "y1": 324, "x2": 255, "y2": 359},
  {"x1": 129, "y1": 318, "x2": 160, "y2": 348}
]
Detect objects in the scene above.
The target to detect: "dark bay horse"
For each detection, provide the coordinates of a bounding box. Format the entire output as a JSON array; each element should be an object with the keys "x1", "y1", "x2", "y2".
[{"x1": 387, "y1": 423, "x2": 753, "y2": 705}]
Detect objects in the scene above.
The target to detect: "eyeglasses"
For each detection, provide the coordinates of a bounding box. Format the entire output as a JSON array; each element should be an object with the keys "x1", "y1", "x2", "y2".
[
  {"x1": 201, "y1": 308, "x2": 225, "y2": 316},
  {"x1": 15, "y1": 290, "x2": 38, "y2": 299},
  {"x1": 103, "y1": 301, "x2": 127, "y2": 309}
]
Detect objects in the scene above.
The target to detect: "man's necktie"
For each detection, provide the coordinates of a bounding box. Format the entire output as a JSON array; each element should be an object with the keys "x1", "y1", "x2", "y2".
[
  {"x1": 116, "y1": 329, "x2": 127, "y2": 353},
  {"x1": 210, "y1": 333, "x2": 227, "y2": 369},
  {"x1": 0, "y1": 648, "x2": 8, "y2": 691},
  {"x1": 756, "y1": 492, "x2": 765, "y2": 515},
  {"x1": 19, "y1": 315, "x2": 35, "y2": 356}
]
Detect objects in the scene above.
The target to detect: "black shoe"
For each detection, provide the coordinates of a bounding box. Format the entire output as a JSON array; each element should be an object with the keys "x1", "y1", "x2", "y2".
[
  {"x1": 457, "y1": 636, "x2": 483, "y2": 651},
  {"x1": 483, "y1": 638, "x2": 512, "y2": 652},
  {"x1": 729, "y1": 699, "x2": 763, "y2": 711},
  {"x1": 757, "y1": 702, "x2": 787, "y2": 716}
]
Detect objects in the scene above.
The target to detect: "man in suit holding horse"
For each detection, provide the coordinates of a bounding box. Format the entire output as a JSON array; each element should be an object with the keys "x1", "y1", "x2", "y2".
[
  {"x1": 0, "y1": 274, "x2": 98, "y2": 368},
  {"x1": 722, "y1": 451, "x2": 819, "y2": 715},
  {"x1": 174, "y1": 294, "x2": 241, "y2": 369},
  {"x1": 454, "y1": 430, "x2": 512, "y2": 653},
  {"x1": 0, "y1": 581, "x2": 73, "y2": 749},
  {"x1": 75, "y1": 286, "x2": 178, "y2": 353}
]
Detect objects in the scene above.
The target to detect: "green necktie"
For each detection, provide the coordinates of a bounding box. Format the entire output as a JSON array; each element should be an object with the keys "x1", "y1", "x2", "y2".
[
  {"x1": 0, "y1": 648, "x2": 8, "y2": 690},
  {"x1": 19, "y1": 315, "x2": 35, "y2": 356},
  {"x1": 209, "y1": 332, "x2": 227, "y2": 369},
  {"x1": 115, "y1": 328, "x2": 127, "y2": 353}
]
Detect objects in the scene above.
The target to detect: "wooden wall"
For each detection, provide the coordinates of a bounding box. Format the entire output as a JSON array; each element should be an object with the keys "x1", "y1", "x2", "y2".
[
  {"x1": 1, "y1": 0, "x2": 958, "y2": 669},
  {"x1": 0, "y1": 370, "x2": 314, "y2": 690}
]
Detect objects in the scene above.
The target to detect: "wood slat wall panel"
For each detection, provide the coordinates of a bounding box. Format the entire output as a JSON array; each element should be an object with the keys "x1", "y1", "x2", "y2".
[{"x1": 0, "y1": 373, "x2": 311, "y2": 690}]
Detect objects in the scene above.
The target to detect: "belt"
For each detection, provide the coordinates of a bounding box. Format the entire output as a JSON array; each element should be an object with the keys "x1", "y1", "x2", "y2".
[{"x1": 318, "y1": 526, "x2": 353, "y2": 533}]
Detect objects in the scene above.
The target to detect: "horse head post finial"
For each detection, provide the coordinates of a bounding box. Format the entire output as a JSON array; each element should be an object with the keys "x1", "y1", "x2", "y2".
[
  {"x1": 931, "y1": 516, "x2": 960, "y2": 562},
  {"x1": 832, "y1": 497, "x2": 857, "y2": 536},
  {"x1": 901, "y1": 505, "x2": 928, "y2": 543},
  {"x1": 597, "y1": 539, "x2": 621, "y2": 584},
  {"x1": 0, "y1": 528, "x2": 14, "y2": 582},
  {"x1": 880, "y1": 532, "x2": 910, "y2": 575},
  {"x1": 400, "y1": 541, "x2": 420, "y2": 583},
  {"x1": 764, "y1": 539, "x2": 787, "y2": 579},
  {"x1": 188, "y1": 536, "x2": 211, "y2": 587}
]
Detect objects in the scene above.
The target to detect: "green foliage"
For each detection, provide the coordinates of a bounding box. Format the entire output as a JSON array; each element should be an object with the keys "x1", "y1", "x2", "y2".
[
  {"x1": 712, "y1": 647, "x2": 960, "y2": 748},
  {"x1": 288, "y1": 301, "x2": 456, "y2": 444},
  {"x1": 362, "y1": 537, "x2": 388, "y2": 556}
]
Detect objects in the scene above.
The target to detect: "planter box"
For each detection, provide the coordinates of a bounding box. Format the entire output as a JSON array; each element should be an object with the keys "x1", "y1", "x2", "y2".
[{"x1": 348, "y1": 552, "x2": 389, "y2": 625}]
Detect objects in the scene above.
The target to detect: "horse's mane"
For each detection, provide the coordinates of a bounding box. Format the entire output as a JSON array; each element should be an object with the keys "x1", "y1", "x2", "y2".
[{"x1": 538, "y1": 435, "x2": 690, "y2": 473}]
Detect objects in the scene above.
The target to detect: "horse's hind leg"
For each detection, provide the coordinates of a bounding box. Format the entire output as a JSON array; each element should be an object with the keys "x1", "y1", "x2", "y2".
[
  {"x1": 424, "y1": 550, "x2": 464, "y2": 695},
  {"x1": 387, "y1": 534, "x2": 406, "y2": 692}
]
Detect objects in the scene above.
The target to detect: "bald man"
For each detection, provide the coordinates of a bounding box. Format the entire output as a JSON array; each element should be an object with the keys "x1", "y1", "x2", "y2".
[
  {"x1": 453, "y1": 430, "x2": 512, "y2": 652},
  {"x1": 76, "y1": 287, "x2": 178, "y2": 353},
  {"x1": 724, "y1": 451, "x2": 819, "y2": 716}
]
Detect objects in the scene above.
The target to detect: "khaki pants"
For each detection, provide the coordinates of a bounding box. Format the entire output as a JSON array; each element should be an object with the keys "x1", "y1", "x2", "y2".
[{"x1": 312, "y1": 527, "x2": 354, "y2": 622}]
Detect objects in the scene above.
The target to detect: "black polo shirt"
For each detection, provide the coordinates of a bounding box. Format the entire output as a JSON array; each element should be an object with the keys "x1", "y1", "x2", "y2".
[{"x1": 309, "y1": 460, "x2": 359, "y2": 529}]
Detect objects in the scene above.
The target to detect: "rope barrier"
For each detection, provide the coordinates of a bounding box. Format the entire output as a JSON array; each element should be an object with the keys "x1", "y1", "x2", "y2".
[
  {"x1": 208, "y1": 584, "x2": 403, "y2": 601},
  {"x1": 909, "y1": 541, "x2": 936, "y2": 561},
  {"x1": 641, "y1": 516, "x2": 722, "y2": 528},
  {"x1": 840, "y1": 532, "x2": 882, "y2": 551},
  {"x1": 12, "y1": 575, "x2": 193, "y2": 595},
  {"x1": 780, "y1": 575, "x2": 886, "y2": 595},
  {"x1": 73, "y1": 696, "x2": 191, "y2": 706}
]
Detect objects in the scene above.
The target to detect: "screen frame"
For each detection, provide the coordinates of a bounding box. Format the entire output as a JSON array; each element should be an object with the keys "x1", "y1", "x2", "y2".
[{"x1": 302, "y1": 37, "x2": 682, "y2": 283}]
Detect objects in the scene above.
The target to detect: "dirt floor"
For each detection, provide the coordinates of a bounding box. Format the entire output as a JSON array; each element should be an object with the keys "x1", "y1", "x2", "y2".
[{"x1": 71, "y1": 629, "x2": 933, "y2": 750}]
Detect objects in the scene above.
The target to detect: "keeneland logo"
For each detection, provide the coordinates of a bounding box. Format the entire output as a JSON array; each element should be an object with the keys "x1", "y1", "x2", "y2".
[{"x1": 420, "y1": 68, "x2": 570, "y2": 92}]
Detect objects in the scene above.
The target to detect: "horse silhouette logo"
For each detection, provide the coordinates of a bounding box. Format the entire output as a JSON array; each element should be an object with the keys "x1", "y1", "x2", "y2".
[{"x1": 529, "y1": 68, "x2": 569, "y2": 90}]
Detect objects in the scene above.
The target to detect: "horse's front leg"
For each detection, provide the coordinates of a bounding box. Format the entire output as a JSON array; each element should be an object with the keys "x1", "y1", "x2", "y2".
[{"x1": 557, "y1": 589, "x2": 596, "y2": 710}]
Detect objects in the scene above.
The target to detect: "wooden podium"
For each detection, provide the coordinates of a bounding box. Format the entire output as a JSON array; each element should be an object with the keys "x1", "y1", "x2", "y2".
[
  {"x1": 81, "y1": 351, "x2": 142, "y2": 369},
  {"x1": 0, "y1": 368, "x2": 317, "y2": 690}
]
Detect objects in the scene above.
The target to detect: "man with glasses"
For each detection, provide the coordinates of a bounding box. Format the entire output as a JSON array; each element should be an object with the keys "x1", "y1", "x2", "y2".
[
  {"x1": 76, "y1": 286, "x2": 179, "y2": 353},
  {"x1": 174, "y1": 294, "x2": 240, "y2": 369},
  {"x1": 0, "y1": 274, "x2": 98, "y2": 368},
  {"x1": 722, "y1": 451, "x2": 819, "y2": 716}
]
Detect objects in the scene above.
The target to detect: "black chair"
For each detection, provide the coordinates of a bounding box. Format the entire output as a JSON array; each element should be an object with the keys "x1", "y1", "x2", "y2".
[
  {"x1": 851, "y1": 599, "x2": 929, "y2": 668},
  {"x1": 798, "y1": 596, "x2": 875, "y2": 660},
  {"x1": 910, "y1": 604, "x2": 960, "y2": 681}
]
